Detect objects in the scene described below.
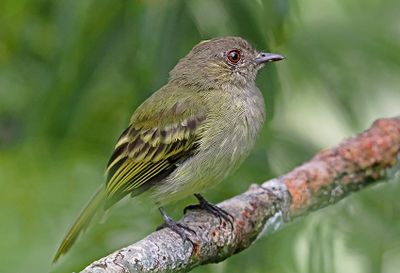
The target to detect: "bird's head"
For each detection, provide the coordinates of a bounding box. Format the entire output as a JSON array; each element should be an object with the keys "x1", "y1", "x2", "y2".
[{"x1": 169, "y1": 36, "x2": 284, "y2": 90}]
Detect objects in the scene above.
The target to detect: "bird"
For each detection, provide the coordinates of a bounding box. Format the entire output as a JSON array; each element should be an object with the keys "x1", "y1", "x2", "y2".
[{"x1": 53, "y1": 36, "x2": 284, "y2": 262}]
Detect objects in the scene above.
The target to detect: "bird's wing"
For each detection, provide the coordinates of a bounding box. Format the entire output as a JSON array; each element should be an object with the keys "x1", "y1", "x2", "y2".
[
  {"x1": 53, "y1": 87, "x2": 207, "y2": 262},
  {"x1": 104, "y1": 87, "x2": 207, "y2": 208}
]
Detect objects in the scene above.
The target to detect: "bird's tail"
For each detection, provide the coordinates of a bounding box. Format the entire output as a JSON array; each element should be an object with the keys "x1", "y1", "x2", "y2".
[{"x1": 53, "y1": 186, "x2": 106, "y2": 263}]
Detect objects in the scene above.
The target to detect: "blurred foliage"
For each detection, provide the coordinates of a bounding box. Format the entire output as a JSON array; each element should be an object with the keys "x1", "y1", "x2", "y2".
[{"x1": 0, "y1": 0, "x2": 399, "y2": 272}]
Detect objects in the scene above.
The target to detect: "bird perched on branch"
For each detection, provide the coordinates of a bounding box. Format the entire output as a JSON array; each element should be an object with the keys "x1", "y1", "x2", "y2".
[{"x1": 54, "y1": 36, "x2": 284, "y2": 262}]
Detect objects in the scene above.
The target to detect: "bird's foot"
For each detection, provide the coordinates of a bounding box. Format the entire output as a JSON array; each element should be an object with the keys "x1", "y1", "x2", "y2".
[
  {"x1": 157, "y1": 207, "x2": 196, "y2": 244},
  {"x1": 184, "y1": 193, "x2": 234, "y2": 228}
]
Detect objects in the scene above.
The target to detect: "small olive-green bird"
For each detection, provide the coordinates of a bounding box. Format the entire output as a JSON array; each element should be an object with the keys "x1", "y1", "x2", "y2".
[{"x1": 54, "y1": 36, "x2": 284, "y2": 261}]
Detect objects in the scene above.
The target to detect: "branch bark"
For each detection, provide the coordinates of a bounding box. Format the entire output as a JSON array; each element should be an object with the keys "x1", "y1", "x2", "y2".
[{"x1": 80, "y1": 117, "x2": 400, "y2": 273}]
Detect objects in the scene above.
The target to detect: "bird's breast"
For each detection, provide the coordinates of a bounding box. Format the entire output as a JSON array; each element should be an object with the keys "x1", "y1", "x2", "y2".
[
  {"x1": 150, "y1": 86, "x2": 265, "y2": 205},
  {"x1": 203, "y1": 86, "x2": 265, "y2": 167}
]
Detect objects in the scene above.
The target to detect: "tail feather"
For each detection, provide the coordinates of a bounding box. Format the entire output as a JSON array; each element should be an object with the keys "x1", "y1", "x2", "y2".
[{"x1": 53, "y1": 186, "x2": 106, "y2": 262}]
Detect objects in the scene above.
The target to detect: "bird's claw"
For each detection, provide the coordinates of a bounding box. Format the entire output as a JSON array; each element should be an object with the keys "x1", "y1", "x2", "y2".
[
  {"x1": 184, "y1": 193, "x2": 234, "y2": 228},
  {"x1": 157, "y1": 207, "x2": 196, "y2": 245}
]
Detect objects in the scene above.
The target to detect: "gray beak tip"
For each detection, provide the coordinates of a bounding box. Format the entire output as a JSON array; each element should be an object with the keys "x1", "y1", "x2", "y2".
[{"x1": 255, "y1": 52, "x2": 285, "y2": 64}]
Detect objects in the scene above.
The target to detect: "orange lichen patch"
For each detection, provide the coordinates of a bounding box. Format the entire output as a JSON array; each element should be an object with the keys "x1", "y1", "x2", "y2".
[
  {"x1": 284, "y1": 161, "x2": 332, "y2": 216},
  {"x1": 241, "y1": 206, "x2": 253, "y2": 219},
  {"x1": 249, "y1": 201, "x2": 257, "y2": 211},
  {"x1": 284, "y1": 117, "x2": 400, "y2": 217},
  {"x1": 192, "y1": 242, "x2": 201, "y2": 257},
  {"x1": 210, "y1": 229, "x2": 220, "y2": 243}
]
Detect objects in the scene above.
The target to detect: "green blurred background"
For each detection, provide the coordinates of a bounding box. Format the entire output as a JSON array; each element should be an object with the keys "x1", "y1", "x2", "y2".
[{"x1": 1, "y1": 0, "x2": 399, "y2": 272}]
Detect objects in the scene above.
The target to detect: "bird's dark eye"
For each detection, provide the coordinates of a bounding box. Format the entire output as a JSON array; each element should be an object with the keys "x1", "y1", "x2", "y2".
[{"x1": 227, "y1": 49, "x2": 241, "y2": 64}]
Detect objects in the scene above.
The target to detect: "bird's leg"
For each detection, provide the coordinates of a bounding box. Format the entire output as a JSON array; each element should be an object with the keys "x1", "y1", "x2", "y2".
[
  {"x1": 184, "y1": 193, "x2": 234, "y2": 227},
  {"x1": 156, "y1": 207, "x2": 196, "y2": 244}
]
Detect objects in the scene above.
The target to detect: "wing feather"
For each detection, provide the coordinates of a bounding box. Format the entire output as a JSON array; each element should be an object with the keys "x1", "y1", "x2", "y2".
[{"x1": 104, "y1": 91, "x2": 206, "y2": 208}]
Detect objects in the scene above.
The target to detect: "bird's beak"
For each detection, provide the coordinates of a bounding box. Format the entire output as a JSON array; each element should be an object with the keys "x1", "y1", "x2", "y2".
[{"x1": 255, "y1": 52, "x2": 285, "y2": 64}]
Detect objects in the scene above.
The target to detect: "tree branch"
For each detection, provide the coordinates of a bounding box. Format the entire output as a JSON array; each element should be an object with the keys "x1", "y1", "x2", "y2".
[{"x1": 80, "y1": 117, "x2": 400, "y2": 273}]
